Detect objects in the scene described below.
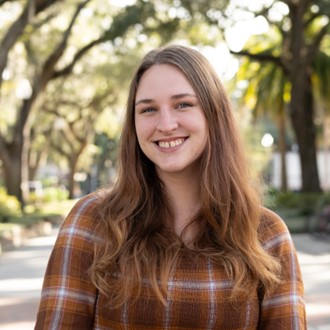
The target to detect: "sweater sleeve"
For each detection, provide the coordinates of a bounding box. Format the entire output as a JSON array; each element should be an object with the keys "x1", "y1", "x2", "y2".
[
  {"x1": 35, "y1": 194, "x2": 101, "y2": 330},
  {"x1": 258, "y1": 208, "x2": 307, "y2": 330}
]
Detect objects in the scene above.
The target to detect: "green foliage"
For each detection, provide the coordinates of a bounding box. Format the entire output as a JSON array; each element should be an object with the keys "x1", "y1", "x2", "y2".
[
  {"x1": 265, "y1": 189, "x2": 330, "y2": 216},
  {"x1": 104, "y1": 0, "x2": 156, "y2": 41},
  {"x1": 314, "y1": 51, "x2": 330, "y2": 111},
  {"x1": 0, "y1": 188, "x2": 22, "y2": 222},
  {"x1": 23, "y1": 198, "x2": 76, "y2": 218},
  {"x1": 42, "y1": 187, "x2": 69, "y2": 202},
  {"x1": 314, "y1": 192, "x2": 330, "y2": 211}
]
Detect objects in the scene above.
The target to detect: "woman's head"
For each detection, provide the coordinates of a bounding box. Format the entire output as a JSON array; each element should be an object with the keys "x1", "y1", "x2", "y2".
[{"x1": 120, "y1": 44, "x2": 239, "y2": 186}]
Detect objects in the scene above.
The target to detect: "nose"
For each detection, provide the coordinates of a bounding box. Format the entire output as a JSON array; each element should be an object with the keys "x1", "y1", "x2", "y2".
[{"x1": 156, "y1": 108, "x2": 178, "y2": 132}]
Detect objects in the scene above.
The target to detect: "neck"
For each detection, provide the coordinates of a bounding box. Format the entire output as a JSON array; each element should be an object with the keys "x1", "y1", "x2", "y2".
[{"x1": 159, "y1": 171, "x2": 202, "y2": 240}]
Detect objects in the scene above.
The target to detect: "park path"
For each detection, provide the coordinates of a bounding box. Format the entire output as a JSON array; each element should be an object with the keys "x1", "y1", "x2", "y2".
[
  {"x1": 0, "y1": 230, "x2": 57, "y2": 330},
  {"x1": 292, "y1": 234, "x2": 330, "y2": 330},
  {"x1": 0, "y1": 229, "x2": 329, "y2": 329}
]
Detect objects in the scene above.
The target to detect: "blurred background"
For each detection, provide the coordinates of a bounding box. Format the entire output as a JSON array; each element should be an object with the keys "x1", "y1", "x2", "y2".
[{"x1": 0, "y1": 0, "x2": 329, "y2": 329}]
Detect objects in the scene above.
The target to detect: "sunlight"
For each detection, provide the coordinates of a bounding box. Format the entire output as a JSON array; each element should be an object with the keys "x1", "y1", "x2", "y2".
[
  {"x1": 200, "y1": 44, "x2": 239, "y2": 81},
  {"x1": 225, "y1": 16, "x2": 269, "y2": 52},
  {"x1": 0, "y1": 3, "x2": 21, "y2": 29},
  {"x1": 111, "y1": 0, "x2": 136, "y2": 7}
]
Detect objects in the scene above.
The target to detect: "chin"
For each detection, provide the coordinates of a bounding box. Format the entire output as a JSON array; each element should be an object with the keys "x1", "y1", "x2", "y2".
[{"x1": 156, "y1": 164, "x2": 194, "y2": 176}]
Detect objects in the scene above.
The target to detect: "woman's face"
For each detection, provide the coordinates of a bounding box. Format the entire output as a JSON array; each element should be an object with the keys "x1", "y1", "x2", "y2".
[{"x1": 134, "y1": 64, "x2": 208, "y2": 178}]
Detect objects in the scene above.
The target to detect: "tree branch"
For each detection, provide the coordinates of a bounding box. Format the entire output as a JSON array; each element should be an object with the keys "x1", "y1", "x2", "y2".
[
  {"x1": 230, "y1": 49, "x2": 288, "y2": 73},
  {"x1": 0, "y1": 0, "x2": 60, "y2": 91},
  {"x1": 0, "y1": 6, "x2": 29, "y2": 89},
  {"x1": 13, "y1": 0, "x2": 91, "y2": 148},
  {"x1": 307, "y1": 22, "x2": 330, "y2": 64},
  {"x1": 38, "y1": 0, "x2": 91, "y2": 90},
  {"x1": 304, "y1": 12, "x2": 320, "y2": 28},
  {"x1": 52, "y1": 1, "x2": 156, "y2": 79},
  {"x1": 51, "y1": 36, "x2": 107, "y2": 79}
]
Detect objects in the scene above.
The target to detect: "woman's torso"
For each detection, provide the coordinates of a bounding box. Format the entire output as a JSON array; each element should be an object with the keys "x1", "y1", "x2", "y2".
[{"x1": 94, "y1": 254, "x2": 260, "y2": 330}]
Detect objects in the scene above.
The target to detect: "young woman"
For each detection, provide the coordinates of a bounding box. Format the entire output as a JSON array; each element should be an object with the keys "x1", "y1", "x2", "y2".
[{"x1": 35, "y1": 45, "x2": 306, "y2": 329}]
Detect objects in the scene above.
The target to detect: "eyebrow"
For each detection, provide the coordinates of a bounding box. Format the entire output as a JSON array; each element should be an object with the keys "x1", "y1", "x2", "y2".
[{"x1": 135, "y1": 93, "x2": 197, "y2": 106}]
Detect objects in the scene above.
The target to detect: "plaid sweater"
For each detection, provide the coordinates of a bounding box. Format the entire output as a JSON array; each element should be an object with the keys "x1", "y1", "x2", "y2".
[{"x1": 35, "y1": 193, "x2": 306, "y2": 329}]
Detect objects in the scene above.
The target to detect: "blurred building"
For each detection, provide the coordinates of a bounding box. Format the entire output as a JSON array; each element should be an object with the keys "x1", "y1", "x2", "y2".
[{"x1": 271, "y1": 151, "x2": 330, "y2": 191}]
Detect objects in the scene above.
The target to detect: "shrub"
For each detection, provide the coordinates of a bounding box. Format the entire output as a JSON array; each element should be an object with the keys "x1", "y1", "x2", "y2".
[
  {"x1": 314, "y1": 193, "x2": 330, "y2": 212},
  {"x1": 0, "y1": 188, "x2": 22, "y2": 222},
  {"x1": 265, "y1": 189, "x2": 330, "y2": 216},
  {"x1": 42, "y1": 186, "x2": 69, "y2": 202}
]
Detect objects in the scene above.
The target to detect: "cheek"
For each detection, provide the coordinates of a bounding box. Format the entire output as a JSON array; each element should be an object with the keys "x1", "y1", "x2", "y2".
[
  {"x1": 190, "y1": 114, "x2": 208, "y2": 138},
  {"x1": 135, "y1": 118, "x2": 154, "y2": 137}
]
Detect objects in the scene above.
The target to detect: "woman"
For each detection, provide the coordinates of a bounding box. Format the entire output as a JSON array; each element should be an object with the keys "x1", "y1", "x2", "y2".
[{"x1": 35, "y1": 45, "x2": 306, "y2": 329}]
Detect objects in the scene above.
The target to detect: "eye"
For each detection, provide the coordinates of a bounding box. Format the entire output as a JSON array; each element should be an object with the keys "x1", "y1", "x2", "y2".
[
  {"x1": 176, "y1": 102, "x2": 192, "y2": 109},
  {"x1": 140, "y1": 107, "x2": 156, "y2": 114}
]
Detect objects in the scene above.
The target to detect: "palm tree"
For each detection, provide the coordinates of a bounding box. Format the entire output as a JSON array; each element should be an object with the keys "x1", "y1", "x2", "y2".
[
  {"x1": 313, "y1": 51, "x2": 330, "y2": 190},
  {"x1": 233, "y1": 55, "x2": 290, "y2": 191},
  {"x1": 230, "y1": 0, "x2": 330, "y2": 192}
]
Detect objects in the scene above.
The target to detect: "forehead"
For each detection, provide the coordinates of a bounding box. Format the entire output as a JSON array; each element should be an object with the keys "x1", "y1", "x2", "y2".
[{"x1": 136, "y1": 64, "x2": 194, "y2": 98}]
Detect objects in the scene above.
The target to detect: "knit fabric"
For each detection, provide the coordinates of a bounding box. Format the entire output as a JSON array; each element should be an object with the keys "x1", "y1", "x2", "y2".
[{"x1": 35, "y1": 193, "x2": 306, "y2": 329}]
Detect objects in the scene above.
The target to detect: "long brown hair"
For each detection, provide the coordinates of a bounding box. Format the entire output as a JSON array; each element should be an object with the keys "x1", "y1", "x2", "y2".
[{"x1": 90, "y1": 44, "x2": 280, "y2": 307}]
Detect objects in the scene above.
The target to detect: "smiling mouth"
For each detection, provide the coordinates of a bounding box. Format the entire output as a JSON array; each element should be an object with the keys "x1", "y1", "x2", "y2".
[{"x1": 157, "y1": 138, "x2": 185, "y2": 149}]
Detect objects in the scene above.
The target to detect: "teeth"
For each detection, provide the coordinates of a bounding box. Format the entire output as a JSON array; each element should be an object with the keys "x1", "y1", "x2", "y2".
[{"x1": 158, "y1": 138, "x2": 184, "y2": 149}]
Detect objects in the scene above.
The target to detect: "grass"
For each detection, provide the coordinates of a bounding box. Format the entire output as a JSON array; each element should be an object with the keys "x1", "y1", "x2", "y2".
[
  {"x1": 0, "y1": 199, "x2": 78, "y2": 249},
  {"x1": 23, "y1": 198, "x2": 78, "y2": 217}
]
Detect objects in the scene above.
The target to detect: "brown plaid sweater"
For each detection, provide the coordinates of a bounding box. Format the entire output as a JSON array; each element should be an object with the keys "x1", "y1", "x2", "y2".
[{"x1": 35, "y1": 193, "x2": 306, "y2": 329}]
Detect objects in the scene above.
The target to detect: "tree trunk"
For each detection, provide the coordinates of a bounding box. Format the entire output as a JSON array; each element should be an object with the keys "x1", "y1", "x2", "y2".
[
  {"x1": 67, "y1": 156, "x2": 79, "y2": 199},
  {"x1": 0, "y1": 126, "x2": 25, "y2": 203},
  {"x1": 67, "y1": 170, "x2": 75, "y2": 200},
  {"x1": 289, "y1": 72, "x2": 321, "y2": 192},
  {"x1": 3, "y1": 151, "x2": 23, "y2": 203},
  {"x1": 323, "y1": 115, "x2": 330, "y2": 191},
  {"x1": 278, "y1": 109, "x2": 288, "y2": 191},
  {"x1": 3, "y1": 91, "x2": 37, "y2": 205},
  {"x1": 285, "y1": 0, "x2": 322, "y2": 193}
]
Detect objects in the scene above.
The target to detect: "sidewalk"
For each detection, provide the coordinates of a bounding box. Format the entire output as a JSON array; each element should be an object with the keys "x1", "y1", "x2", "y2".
[
  {"x1": 0, "y1": 231, "x2": 329, "y2": 329},
  {"x1": 0, "y1": 230, "x2": 57, "y2": 330},
  {"x1": 292, "y1": 234, "x2": 330, "y2": 330}
]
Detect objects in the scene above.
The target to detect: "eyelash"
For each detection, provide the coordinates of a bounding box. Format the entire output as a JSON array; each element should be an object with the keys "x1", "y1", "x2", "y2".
[{"x1": 141, "y1": 107, "x2": 156, "y2": 113}]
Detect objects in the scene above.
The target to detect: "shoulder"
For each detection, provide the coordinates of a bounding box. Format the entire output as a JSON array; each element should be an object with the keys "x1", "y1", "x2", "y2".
[
  {"x1": 63, "y1": 192, "x2": 101, "y2": 225},
  {"x1": 58, "y1": 191, "x2": 107, "y2": 243},
  {"x1": 258, "y1": 207, "x2": 294, "y2": 253}
]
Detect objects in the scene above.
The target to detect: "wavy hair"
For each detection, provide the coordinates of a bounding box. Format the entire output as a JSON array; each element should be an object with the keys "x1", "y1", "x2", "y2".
[{"x1": 90, "y1": 45, "x2": 280, "y2": 307}]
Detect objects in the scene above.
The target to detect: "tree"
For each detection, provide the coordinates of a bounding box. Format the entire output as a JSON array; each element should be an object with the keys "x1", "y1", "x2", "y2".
[
  {"x1": 0, "y1": 0, "x2": 157, "y2": 203},
  {"x1": 0, "y1": 0, "x2": 94, "y2": 203},
  {"x1": 228, "y1": 0, "x2": 330, "y2": 192},
  {"x1": 233, "y1": 57, "x2": 291, "y2": 191},
  {"x1": 313, "y1": 49, "x2": 330, "y2": 190}
]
